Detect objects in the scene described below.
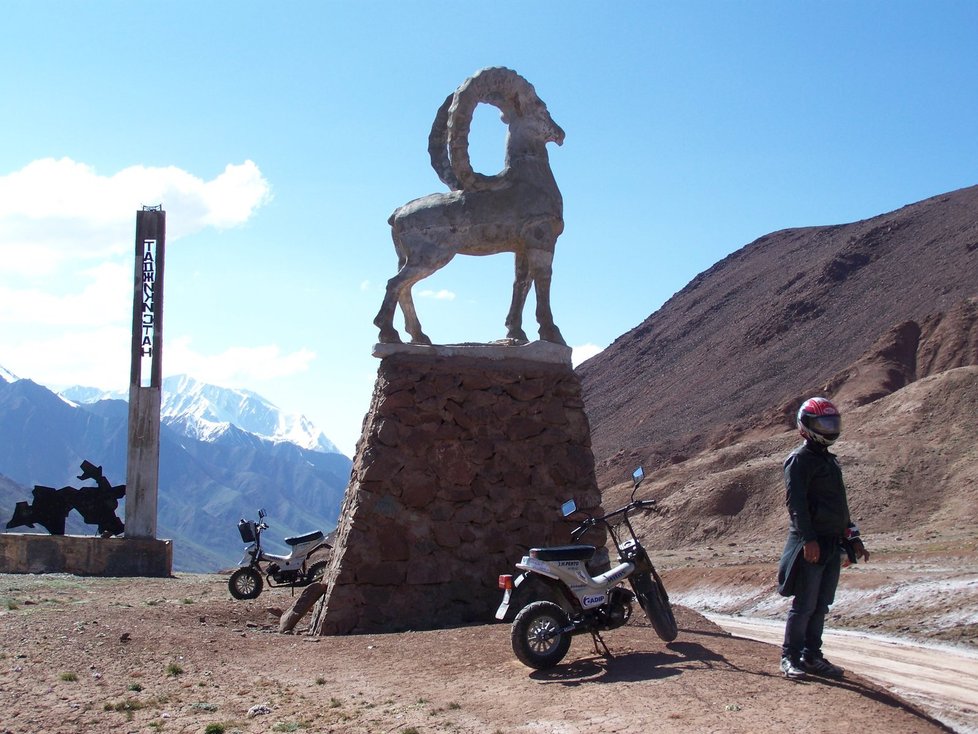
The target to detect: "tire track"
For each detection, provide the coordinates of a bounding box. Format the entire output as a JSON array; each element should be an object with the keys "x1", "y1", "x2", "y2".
[{"x1": 708, "y1": 614, "x2": 978, "y2": 733}]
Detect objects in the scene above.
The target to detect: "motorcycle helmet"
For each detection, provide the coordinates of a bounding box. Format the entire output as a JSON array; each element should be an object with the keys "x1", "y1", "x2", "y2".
[{"x1": 797, "y1": 397, "x2": 841, "y2": 446}]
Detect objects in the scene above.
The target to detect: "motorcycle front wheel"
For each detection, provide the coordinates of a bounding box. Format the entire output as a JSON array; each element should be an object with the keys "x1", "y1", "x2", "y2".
[
  {"x1": 631, "y1": 572, "x2": 678, "y2": 642},
  {"x1": 228, "y1": 567, "x2": 264, "y2": 600},
  {"x1": 511, "y1": 600, "x2": 571, "y2": 669}
]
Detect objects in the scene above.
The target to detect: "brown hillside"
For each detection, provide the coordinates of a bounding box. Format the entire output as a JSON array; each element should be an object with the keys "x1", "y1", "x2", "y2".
[
  {"x1": 603, "y1": 365, "x2": 978, "y2": 551},
  {"x1": 580, "y1": 185, "x2": 978, "y2": 489}
]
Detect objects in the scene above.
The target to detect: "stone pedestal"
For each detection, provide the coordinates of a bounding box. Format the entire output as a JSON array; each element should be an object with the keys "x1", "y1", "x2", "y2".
[
  {"x1": 0, "y1": 533, "x2": 172, "y2": 577},
  {"x1": 310, "y1": 343, "x2": 601, "y2": 635}
]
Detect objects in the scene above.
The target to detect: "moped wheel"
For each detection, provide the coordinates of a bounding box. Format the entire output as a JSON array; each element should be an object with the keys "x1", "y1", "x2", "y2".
[
  {"x1": 228, "y1": 567, "x2": 264, "y2": 600},
  {"x1": 632, "y1": 572, "x2": 678, "y2": 642},
  {"x1": 511, "y1": 601, "x2": 571, "y2": 669},
  {"x1": 306, "y1": 560, "x2": 329, "y2": 583}
]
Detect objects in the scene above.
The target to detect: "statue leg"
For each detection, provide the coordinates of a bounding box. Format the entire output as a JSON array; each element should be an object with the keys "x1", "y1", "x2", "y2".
[
  {"x1": 398, "y1": 286, "x2": 432, "y2": 345},
  {"x1": 376, "y1": 268, "x2": 434, "y2": 345},
  {"x1": 528, "y1": 248, "x2": 566, "y2": 345},
  {"x1": 376, "y1": 229, "x2": 454, "y2": 344},
  {"x1": 397, "y1": 251, "x2": 455, "y2": 344},
  {"x1": 374, "y1": 235, "x2": 409, "y2": 343},
  {"x1": 374, "y1": 277, "x2": 405, "y2": 344},
  {"x1": 505, "y1": 251, "x2": 531, "y2": 342}
]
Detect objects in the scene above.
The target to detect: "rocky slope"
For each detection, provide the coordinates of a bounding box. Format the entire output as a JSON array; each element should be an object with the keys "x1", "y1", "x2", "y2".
[{"x1": 580, "y1": 185, "x2": 978, "y2": 488}]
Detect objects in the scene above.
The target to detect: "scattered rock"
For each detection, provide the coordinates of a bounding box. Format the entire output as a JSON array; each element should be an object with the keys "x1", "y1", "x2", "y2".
[{"x1": 278, "y1": 583, "x2": 326, "y2": 634}]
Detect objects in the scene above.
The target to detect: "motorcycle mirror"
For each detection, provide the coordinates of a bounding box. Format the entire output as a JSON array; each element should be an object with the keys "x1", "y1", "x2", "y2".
[
  {"x1": 630, "y1": 466, "x2": 645, "y2": 501},
  {"x1": 560, "y1": 499, "x2": 577, "y2": 517},
  {"x1": 632, "y1": 466, "x2": 645, "y2": 488},
  {"x1": 258, "y1": 508, "x2": 266, "y2": 519}
]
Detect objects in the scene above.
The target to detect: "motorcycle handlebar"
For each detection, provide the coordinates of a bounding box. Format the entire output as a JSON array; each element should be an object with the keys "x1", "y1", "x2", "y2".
[
  {"x1": 569, "y1": 498, "x2": 657, "y2": 540},
  {"x1": 601, "y1": 497, "x2": 658, "y2": 519}
]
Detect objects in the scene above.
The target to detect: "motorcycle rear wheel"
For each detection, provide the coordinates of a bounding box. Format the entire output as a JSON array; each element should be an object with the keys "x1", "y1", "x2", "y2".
[
  {"x1": 632, "y1": 572, "x2": 678, "y2": 642},
  {"x1": 511, "y1": 601, "x2": 572, "y2": 669},
  {"x1": 229, "y1": 567, "x2": 264, "y2": 600},
  {"x1": 306, "y1": 560, "x2": 329, "y2": 583}
]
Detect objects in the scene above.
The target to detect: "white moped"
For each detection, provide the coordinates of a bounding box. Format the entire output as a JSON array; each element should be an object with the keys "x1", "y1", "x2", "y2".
[
  {"x1": 228, "y1": 509, "x2": 331, "y2": 600},
  {"x1": 496, "y1": 467, "x2": 677, "y2": 668}
]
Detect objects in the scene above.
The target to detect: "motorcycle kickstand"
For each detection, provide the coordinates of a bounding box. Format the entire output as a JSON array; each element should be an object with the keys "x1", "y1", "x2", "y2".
[{"x1": 590, "y1": 630, "x2": 613, "y2": 658}]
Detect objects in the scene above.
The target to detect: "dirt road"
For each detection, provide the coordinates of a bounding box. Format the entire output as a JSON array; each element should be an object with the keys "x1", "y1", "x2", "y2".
[
  {"x1": 0, "y1": 573, "x2": 955, "y2": 734},
  {"x1": 709, "y1": 614, "x2": 978, "y2": 734}
]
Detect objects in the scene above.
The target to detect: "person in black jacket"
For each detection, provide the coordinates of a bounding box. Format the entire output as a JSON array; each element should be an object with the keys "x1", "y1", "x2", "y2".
[{"x1": 778, "y1": 397, "x2": 869, "y2": 680}]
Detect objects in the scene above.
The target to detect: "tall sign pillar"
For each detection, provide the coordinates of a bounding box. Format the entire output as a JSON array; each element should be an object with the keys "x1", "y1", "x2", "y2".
[
  {"x1": 0, "y1": 206, "x2": 172, "y2": 577},
  {"x1": 126, "y1": 206, "x2": 166, "y2": 539}
]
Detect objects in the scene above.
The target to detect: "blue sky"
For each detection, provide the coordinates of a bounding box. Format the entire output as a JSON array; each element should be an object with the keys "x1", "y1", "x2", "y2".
[{"x1": 2, "y1": 1, "x2": 977, "y2": 457}]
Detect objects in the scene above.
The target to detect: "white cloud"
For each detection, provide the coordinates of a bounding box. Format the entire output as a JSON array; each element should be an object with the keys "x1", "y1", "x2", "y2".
[
  {"x1": 0, "y1": 158, "x2": 276, "y2": 387},
  {"x1": 0, "y1": 261, "x2": 130, "y2": 326},
  {"x1": 0, "y1": 158, "x2": 271, "y2": 275},
  {"x1": 3, "y1": 325, "x2": 133, "y2": 389},
  {"x1": 4, "y1": 332, "x2": 316, "y2": 393},
  {"x1": 418, "y1": 289, "x2": 456, "y2": 301},
  {"x1": 166, "y1": 338, "x2": 316, "y2": 386},
  {"x1": 572, "y1": 343, "x2": 603, "y2": 367},
  {"x1": 196, "y1": 161, "x2": 272, "y2": 229}
]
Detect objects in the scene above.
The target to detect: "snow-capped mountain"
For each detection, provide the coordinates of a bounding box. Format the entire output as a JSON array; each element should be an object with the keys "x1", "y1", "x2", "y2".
[
  {"x1": 1, "y1": 368, "x2": 352, "y2": 571},
  {"x1": 159, "y1": 375, "x2": 341, "y2": 454},
  {"x1": 60, "y1": 374, "x2": 342, "y2": 456}
]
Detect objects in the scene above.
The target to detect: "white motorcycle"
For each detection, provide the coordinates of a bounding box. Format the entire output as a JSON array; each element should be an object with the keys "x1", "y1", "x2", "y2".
[
  {"x1": 496, "y1": 467, "x2": 678, "y2": 668},
  {"x1": 228, "y1": 509, "x2": 332, "y2": 600}
]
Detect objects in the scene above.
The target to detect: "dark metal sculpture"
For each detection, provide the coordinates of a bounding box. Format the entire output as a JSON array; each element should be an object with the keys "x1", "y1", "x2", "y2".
[{"x1": 6, "y1": 460, "x2": 126, "y2": 537}]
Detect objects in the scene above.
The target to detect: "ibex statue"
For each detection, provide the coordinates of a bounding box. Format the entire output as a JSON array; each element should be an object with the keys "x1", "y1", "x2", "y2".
[{"x1": 374, "y1": 67, "x2": 566, "y2": 346}]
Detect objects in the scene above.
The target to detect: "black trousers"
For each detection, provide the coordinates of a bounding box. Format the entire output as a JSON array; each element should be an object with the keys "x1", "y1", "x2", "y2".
[{"x1": 781, "y1": 544, "x2": 841, "y2": 660}]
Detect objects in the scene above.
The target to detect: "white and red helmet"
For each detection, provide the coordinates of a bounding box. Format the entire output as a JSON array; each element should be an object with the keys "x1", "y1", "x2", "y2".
[{"x1": 797, "y1": 397, "x2": 841, "y2": 446}]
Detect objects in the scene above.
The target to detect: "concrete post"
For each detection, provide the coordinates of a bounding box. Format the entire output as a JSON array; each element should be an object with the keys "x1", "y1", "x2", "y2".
[{"x1": 125, "y1": 207, "x2": 165, "y2": 539}]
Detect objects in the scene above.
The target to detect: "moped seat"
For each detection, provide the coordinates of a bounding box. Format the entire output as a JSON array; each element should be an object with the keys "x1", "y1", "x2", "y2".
[
  {"x1": 530, "y1": 544, "x2": 596, "y2": 562},
  {"x1": 285, "y1": 530, "x2": 324, "y2": 546}
]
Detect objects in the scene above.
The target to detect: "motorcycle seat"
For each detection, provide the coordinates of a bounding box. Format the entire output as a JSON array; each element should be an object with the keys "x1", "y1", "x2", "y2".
[
  {"x1": 530, "y1": 544, "x2": 596, "y2": 562},
  {"x1": 285, "y1": 530, "x2": 324, "y2": 546}
]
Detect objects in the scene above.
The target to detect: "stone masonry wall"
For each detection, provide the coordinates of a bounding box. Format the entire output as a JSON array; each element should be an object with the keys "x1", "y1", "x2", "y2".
[{"x1": 310, "y1": 348, "x2": 601, "y2": 635}]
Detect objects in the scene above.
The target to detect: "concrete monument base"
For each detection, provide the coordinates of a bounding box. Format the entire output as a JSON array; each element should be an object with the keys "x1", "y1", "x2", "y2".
[
  {"x1": 0, "y1": 533, "x2": 172, "y2": 577},
  {"x1": 310, "y1": 344, "x2": 601, "y2": 635}
]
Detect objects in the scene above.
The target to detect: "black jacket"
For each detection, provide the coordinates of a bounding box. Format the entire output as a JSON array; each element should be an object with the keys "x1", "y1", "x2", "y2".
[
  {"x1": 777, "y1": 440, "x2": 852, "y2": 596},
  {"x1": 783, "y1": 440, "x2": 851, "y2": 541}
]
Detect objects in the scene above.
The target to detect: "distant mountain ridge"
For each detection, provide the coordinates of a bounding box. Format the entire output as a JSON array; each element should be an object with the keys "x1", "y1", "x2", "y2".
[
  {"x1": 60, "y1": 374, "x2": 341, "y2": 455},
  {"x1": 0, "y1": 370, "x2": 351, "y2": 571},
  {"x1": 579, "y1": 184, "x2": 978, "y2": 486}
]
